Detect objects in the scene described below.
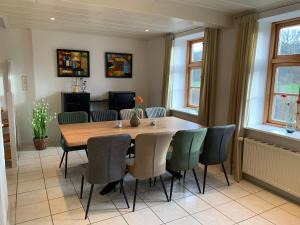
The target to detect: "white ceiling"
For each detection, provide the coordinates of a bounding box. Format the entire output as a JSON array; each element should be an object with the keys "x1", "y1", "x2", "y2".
[
  {"x1": 168, "y1": 0, "x2": 300, "y2": 14},
  {"x1": 0, "y1": 0, "x2": 298, "y2": 39}
]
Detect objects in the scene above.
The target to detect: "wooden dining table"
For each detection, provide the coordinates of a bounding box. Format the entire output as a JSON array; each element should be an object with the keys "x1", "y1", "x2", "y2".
[{"x1": 59, "y1": 116, "x2": 202, "y2": 147}]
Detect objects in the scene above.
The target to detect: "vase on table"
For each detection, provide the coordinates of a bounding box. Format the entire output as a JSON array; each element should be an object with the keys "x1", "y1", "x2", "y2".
[
  {"x1": 130, "y1": 111, "x2": 140, "y2": 127},
  {"x1": 285, "y1": 102, "x2": 297, "y2": 133}
]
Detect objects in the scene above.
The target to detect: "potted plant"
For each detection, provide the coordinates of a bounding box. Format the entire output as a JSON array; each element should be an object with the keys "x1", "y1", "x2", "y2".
[
  {"x1": 130, "y1": 95, "x2": 144, "y2": 127},
  {"x1": 32, "y1": 99, "x2": 55, "y2": 150}
]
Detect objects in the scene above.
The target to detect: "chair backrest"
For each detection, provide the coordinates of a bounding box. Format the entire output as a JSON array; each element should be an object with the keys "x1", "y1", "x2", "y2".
[
  {"x1": 86, "y1": 134, "x2": 131, "y2": 184},
  {"x1": 145, "y1": 107, "x2": 166, "y2": 118},
  {"x1": 199, "y1": 125, "x2": 236, "y2": 165},
  {"x1": 131, "y1": 132, "x2": 173, "y2": 179},
  {"x1": 90, "y1": 110, "x2": 118, "y2": 122},
  {"x1": 168, "y1": 128, "x2": 207, "y2": 171},
  {"x1": 120, "y1": 109, "x2": 143, "y2": 120},
  {"x1": 58, "y1": 111, "x2": 88, "y2": 124}
]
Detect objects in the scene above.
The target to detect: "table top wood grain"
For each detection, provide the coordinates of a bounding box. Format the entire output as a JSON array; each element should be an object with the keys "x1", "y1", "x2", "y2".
[{"x1": 59, "y1": 116, "x2": 202, "y2": 146}]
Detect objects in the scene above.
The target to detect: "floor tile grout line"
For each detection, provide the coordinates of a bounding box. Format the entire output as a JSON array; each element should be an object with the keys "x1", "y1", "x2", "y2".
[
  {"x1": 258, "y1": 205, "x2": 280, "y2": 225},
  {"x1": 14, "y1": 152, "x2": 46, "y2": 224},
  {"x1": 108, "y1": 191, "x2": 131, "y2": 225},
  {"x1": 13, "y1": 148, "x2": 300, "y2": 225},
  {"x1": 38, "y1": 148, "x2": 55, "y2": 225},
  {"x1": 66, "y1": 153, "x2": 92, "y2": 225}
]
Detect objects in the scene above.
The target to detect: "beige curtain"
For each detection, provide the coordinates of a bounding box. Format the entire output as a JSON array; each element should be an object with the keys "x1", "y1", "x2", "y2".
[
  {"x1": 198, "y1": 28, "x2": 219, "y2": 127},
  {"x1": 161, "y1": 33, "x2": 175, "y2": 113},
  {"x1": 227, "y1": 14, "x2": 258, "y2": 181}
]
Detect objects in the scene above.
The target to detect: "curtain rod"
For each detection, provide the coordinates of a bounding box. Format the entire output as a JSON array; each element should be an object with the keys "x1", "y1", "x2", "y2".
[{"x1": 175, "y1": 27, "x2": 204, "y2": 38}]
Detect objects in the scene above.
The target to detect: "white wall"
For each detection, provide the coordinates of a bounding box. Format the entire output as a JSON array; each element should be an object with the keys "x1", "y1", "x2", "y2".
[
  {"x1": 31, "y1": 30, "x2": 150, "y2": 144},
  {"x1": 0, "y1": 28, "x2": 35, "y2": 147},
  {"x1": 0, "y1": 27, "x2": 238, "y2": 146}
]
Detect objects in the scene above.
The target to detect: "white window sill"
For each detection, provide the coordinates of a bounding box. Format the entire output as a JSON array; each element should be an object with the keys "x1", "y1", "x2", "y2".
[
  {"x1": 245, "y1": 124, "x2": 300, "y2": 142},
  {"x1": 171, "y1": 107, "x2": 198, "y2": 116}
]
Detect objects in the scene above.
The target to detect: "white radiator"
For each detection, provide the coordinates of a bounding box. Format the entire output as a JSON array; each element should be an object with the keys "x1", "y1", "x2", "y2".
[{"x1": 243, "y1": 138, "x2": 300, "y2": 198}]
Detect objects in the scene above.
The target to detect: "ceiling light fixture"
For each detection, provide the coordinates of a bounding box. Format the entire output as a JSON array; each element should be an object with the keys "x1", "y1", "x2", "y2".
[
  {"x1": 50, "y1": 17, "x2": 55, "y2": 21},
  {"x1": 145, "y1": 29, "x2": 150, "y2": 32}
]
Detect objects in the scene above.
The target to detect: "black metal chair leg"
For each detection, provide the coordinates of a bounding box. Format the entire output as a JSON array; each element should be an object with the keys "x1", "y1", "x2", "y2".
[
  {"x1": 183, "y1": 170, "x2": 187, "y2": 182},
  {"x1": 203, "y1": 165, "x2": 208, "y2": 194},
  {"x1": 64, "y1": 151, "x2": 68, "y2": 178},
  {"x1": 192, "y1": 168, "x2": 201, "y2": 193},
  {"x1": 133, "y1": 179, "x2": 139, "y2": 212},
  {"x1": 85, "y1": 148, "x2": 88, "y2": 157},
  {"x1": 85, "y1": 184, "x2": 94, "y2": 219},
  {"x1": 159, "y1": 176, "x2": 169, "y2": 202},
  {"x1": 170, "y1": 176, "x2": 174, "y2": 201},
  {"x1": 59, "y1": 152, "x2": 65, "y2": 168},
  {"x1": 221, "y1": 163, "x2": 230, "y2": 186},
  {"x1": 149, "y1": 178, "x2": 152, "y2": 187},
  {"x1": 120, "y1": 179, "x2": 130, "y2": 208},
  {"x1": 153, "y1": 177, "x2": 157, "y2": 186},
  {"x1": 80, "y1": 175, "x2": 84, "y2": 199}
]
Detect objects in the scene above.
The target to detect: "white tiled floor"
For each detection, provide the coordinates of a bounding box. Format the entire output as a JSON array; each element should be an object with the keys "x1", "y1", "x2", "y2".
[{"x1": 6, "y1": 146, "x2": 300, "y2": 225}]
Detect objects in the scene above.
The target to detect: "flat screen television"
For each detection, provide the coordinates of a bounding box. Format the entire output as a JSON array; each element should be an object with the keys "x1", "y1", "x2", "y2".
[{"x1": 108, "y1": 91, "x2": 135, "y2": 112}]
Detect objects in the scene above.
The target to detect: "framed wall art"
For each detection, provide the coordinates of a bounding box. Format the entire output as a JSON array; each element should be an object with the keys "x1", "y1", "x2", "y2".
[
  {"x1": 105, "y1": 52, "x2": 132, "y2": 78},
  {"x1": 57, "y1": 49, "x2": 90, "y2": 77}
]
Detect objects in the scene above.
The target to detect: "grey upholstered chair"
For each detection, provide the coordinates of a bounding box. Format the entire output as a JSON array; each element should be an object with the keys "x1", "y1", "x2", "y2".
[
  {"x1": 58, "y1": 111, "x2": 88, "y2": 178},
  {"x1": 80, "y1": 134, "x2": 131, "y2": 219},
  {"x1": 127, "y1": 132, "x2": 173, "y2": 211},
  {"x1": 167, "y1": 128, "x2": 207, "y2": 200},
  {"x1": 120, "y1": 108, "x2": 144, "y2": 120},
  {"x1": 145, "y1": 107, "x2": 166, "y2": 118},
  {"x1": 199, "y1": 124, "x2": 236, "y2": 193},
  {"x1": 90, "y1": 110, "x2": 118, "y2": 122}
]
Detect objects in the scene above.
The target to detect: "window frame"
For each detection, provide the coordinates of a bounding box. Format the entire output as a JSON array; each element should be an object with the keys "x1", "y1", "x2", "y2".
[
  {"x1": 264, "y1": 18, "x2": 300, "y2": 126},
  {"x1": 185, "y1": 38, "x2": 204, "y2": 108}
]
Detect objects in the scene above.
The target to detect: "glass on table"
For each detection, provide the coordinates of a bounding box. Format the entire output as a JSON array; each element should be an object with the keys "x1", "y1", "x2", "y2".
[
  {"x1": 150, "y1": 119, "x2": 157, "y2": 127},
  {"x1": 115, "y1": 120, "x2": 122, "y2": 128}
]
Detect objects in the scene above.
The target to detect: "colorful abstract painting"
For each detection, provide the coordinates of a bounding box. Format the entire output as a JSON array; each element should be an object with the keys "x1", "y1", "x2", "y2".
[
  {"x1": 105, "y1": 52, "x2": 132, "y2": 78},
  {"x1": 57, "y1": 49, "x2": 90, "y2": 77}
]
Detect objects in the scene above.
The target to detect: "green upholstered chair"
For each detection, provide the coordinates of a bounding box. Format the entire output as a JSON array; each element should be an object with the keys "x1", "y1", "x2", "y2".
[
  {"x1": 167, "y1": 128, "x2": 207, "y2": 200},
  {"x1": 58, "y1": 111, "x2": 89, "y2": 178},
  {"x1": 90, "y1": 110, "x2": 118, "y2": 122}
]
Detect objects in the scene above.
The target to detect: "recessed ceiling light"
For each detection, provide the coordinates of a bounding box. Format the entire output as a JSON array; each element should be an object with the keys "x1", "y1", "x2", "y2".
[
  {"x1": 145, "y1": 29, "x2": 150, "y2": 32},
  {"x1": 50, "y1": 17, "x2": 55, "y2": 21}
]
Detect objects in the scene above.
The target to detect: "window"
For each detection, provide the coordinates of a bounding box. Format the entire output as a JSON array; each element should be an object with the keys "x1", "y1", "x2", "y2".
[
  {"x1": 185, "y1": 38, "x2": 203, "y2": 108},
  {"x1": 265, "y1": 18, "x2": 300, "y2": 126}
]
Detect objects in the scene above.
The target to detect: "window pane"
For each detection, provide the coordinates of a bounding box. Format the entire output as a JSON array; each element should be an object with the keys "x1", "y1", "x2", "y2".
[
  {"x1": 271, "y1": 95, "x2": 298, "y2": 122},
  {"x1": 278, "y1": 24, "x2": 300, "y2": 55},
  {"x1": 190, "y1": 68, "x2": 201, "y2": 88},
  {"x1": 191, "y1": 42, "x2": 203, "y2": 62},
  {"x1": 189, "y1": 88, "x2": 200, "y2": 106},
  {"x1": 274, "y1": 66, "x2": 300, "y2": 94}
]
